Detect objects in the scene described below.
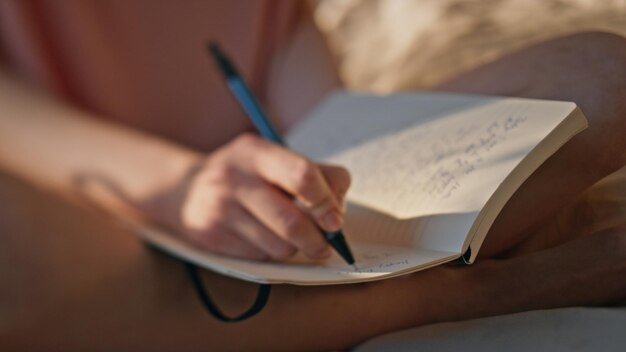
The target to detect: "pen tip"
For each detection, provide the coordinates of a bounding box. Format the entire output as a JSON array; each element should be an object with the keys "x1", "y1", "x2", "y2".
[{"x1": 352, "y1": 264, "x2": 358, "y2": 271}]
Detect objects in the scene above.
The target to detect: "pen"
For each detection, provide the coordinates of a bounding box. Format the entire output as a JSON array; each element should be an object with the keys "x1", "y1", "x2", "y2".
[{"x1": 208, "y1": 42, "x2": 356, "y2": 268}]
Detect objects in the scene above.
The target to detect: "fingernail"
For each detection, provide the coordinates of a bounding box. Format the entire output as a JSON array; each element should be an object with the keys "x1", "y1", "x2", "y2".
[{"x1": 322, "y1": 211, "x2": 343, "y2": 231}]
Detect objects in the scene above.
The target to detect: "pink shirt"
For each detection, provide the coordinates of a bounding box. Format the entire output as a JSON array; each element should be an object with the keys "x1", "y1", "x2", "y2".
[{"x1": 0, "y1": 0, "x2": 298, "y2": 151}]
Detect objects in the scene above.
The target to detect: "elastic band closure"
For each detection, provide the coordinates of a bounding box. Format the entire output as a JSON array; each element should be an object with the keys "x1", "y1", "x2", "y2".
[{"x1": 185, "y1": 262, "x2": 271, "y2": 322}]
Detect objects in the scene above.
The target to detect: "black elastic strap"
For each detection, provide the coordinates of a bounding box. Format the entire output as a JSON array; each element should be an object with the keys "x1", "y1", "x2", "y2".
[
  {"x1": 185, "y1": 262, "x2": 272, "y2": 322},
  {"x1": 451, "y1": 247, "x2": 472, "y2": 265}
]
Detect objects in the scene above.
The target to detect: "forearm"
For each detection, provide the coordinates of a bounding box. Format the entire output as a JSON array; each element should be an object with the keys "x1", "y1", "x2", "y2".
[
  {"x1": 0, "y1": 69, "x2": 350, "y2": 261},
  {"x1": 0, "y1": 70, "x2": 200, "y2": 218}
]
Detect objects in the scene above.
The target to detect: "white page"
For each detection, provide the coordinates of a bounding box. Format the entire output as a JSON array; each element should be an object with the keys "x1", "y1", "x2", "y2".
[
  {"x1": 127, "y1": 217, "x2": 458, "y2": 285},
  {"x1": 342, "y1": 202, "x2": 477, "y2": 254},
  {"x1": 288, "y1": 91, "x2": 575, "y2": 219}
]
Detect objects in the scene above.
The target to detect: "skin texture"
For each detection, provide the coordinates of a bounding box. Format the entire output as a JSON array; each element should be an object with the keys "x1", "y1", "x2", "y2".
[{"x1": 1, "y1": 31, "x2": 626, "y2": 350}]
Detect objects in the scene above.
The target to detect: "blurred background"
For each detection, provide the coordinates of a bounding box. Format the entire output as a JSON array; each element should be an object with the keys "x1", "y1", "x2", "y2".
[{"x1": 313, "y1": 0, "x2": 626, "y2": 92}]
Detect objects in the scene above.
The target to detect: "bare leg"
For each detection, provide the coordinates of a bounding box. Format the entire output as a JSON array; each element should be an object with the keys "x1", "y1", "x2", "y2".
[
  {"x1": 2, "y1": 32, "x2": 626, "y2": 351},
  {"x1": 2, "y1": 172, "x2": 625, "y2": 351}
]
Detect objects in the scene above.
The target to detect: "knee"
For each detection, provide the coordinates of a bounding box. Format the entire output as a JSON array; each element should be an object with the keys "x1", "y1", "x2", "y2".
[
  {"x1": 552, "y1": 32, "x2": 626, "y2": 168},
  {"x1": 549, "y1": 31, "x2": 626, "y2": 86},
  {"x1": 551, "y1": 31, "x2": 626, "y2": 55},
  {"x1": 556, "y1": 31, "x2": 626, "y2": 46}
]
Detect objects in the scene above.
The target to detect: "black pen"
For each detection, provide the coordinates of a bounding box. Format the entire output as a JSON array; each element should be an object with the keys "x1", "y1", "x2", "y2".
[{"x1": 208, "y1": 42, "x2": 356, "y2": 268}]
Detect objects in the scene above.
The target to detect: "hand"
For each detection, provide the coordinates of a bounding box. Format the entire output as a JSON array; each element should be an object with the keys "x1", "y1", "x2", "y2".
[{"x1": 171, "y1": 133, "x2": 351, "y2": 261}]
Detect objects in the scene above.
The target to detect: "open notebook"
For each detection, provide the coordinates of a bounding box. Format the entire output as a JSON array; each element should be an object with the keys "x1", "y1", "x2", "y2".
[{"x1": 128, "y1": 91, "x2": 587, "y2": 285}]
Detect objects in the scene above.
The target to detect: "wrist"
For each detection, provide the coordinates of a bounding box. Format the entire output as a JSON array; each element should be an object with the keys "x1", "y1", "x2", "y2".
[{"x1": 136, "y1": 146, "x2": 204, "y2": 231}]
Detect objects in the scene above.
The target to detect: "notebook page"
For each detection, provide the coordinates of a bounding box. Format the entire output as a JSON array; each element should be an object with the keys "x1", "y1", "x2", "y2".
[
  {"x1": 288, "y1": 91, "x2": 575, "y2": 220},
  {"x1": 127, "y1": 216, "x2": 459, "y2": 285},
  {"x1": 342, "y1": 201, "x2": 477, "y2": 253}
]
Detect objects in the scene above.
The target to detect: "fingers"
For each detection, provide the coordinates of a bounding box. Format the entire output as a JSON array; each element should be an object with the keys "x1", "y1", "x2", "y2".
[
  {"x1": 246, "y1": 137, "x2": 350, "y2": 232},
  {"x1": 226, "y1": 203, "x2": 297, "y2": 260},
  {"x1": 235, "y1": 176, "x2": 332, "y2": 259},
  {"x1": 180, "y1": 188, "x2": 299, "y2": 260},
  {"x1": 180, "y1": 185, "x2": 269, "y2": 260},
  {"x1": 188, "y1": 225, "x2": 269, "y2": 261}
]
